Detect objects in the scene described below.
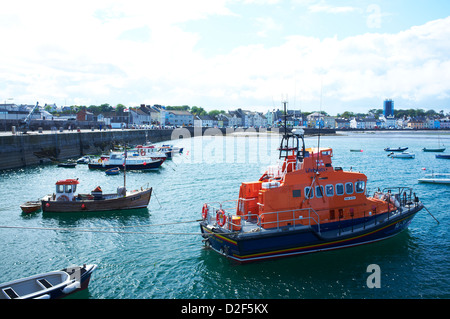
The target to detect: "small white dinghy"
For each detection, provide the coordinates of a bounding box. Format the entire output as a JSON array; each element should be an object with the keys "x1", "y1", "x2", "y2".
[
  {"x1": 0, "y1": 264, "x2": 97, "y2": 299},
  {"x1": 418, "y1": 173, "x2": 450, "y2": 184},
  {"x1": 388, "y1": 151, "x2": 415, "y2": 159}
]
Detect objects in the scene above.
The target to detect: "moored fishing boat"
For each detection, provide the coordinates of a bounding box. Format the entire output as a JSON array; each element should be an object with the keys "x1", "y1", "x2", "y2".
[
  {"x1": 134, "y1": 145, "x2": 167, "y2": 161},
  {"x1": 41, "y1": 178, "x2": 152, "y2": 213},
  {"x1": 88, "y1": 151, "x2": 165, "y2": 170},
  {"x1": 199, "y1": 103, "x2": 424, "y2": 263},
  {"x1": 0, "y1": 264, "x2": 97, "y2": 299},
  {"x1": 435, "y1": 154, "x2": 450, "y2": 159}
]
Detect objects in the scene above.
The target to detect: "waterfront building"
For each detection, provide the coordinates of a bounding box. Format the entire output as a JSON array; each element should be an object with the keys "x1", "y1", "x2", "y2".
[
  {"x1": 384, "y1": 99, "x2": 394, "y2": 117},
  {"x1": 361, "y1": 117, "x2": 377, "y2": 129},
  {"x1": 407, "y1": 119, "x2": 426, "y2": 129},
  {"x1": 265, "y1": 109, "x2": 283, "y2": 127},
  {"x1": 335, "y1": 118, "x2": 350, "y2": 129},
  {"x1": 228, "y1": 109, "x2": 244, "y2": 127},
  {"x1": 216, "y1": 113, "x2": 230, "y2": 128},
  {"x1": 440, "y1": 118, "x2": 450, "y2": 129},
  {"x1": 306, "y1": 112, "x2": 324, "y2": 128},
  {"x1": 166, "y1": 110, "x2": 194, "y2": 126},
  {"x1": 197, "y1": 115, "x2": 214, "y2": 127},
  {"x1": 323, "y1": 116, "x2": 336, "y2": 129},
  {"x1": 76, "y1": 109, "x2": 94, "y2": 122},
  {"x1": 350, "y1": 118, "x2": 363, "y2": 129}
]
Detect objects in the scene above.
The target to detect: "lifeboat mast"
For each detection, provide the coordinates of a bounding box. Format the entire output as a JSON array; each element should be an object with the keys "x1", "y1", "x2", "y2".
[{"x1": 278, "y1": 101, "x2": 306, "y2": 172}]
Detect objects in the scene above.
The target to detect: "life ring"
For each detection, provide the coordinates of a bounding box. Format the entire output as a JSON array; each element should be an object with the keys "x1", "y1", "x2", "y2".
[
  {"x1": 216, "y1": 209, "x2": 227, "y2": 227},
  {"x1": 140, "y1": 149, "x2": 146, "y2": 156},
  {"x1": 202, "y1": 204, "x2": 209, "y2": 220},
  {"x1": 57, "y1": 195, "x2": 69, "y2": 201},
  {"x1": 98, "y1": 158, "x2": 102, "y2": 163}
]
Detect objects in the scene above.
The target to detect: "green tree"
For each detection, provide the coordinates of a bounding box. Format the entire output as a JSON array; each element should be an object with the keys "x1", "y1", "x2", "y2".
[
  {"x1": 208, "y1": 110, "x2": 224, "y2": 118},
  {"x1": 115, "y1": 104, "x2": 125, "y2": 114}
]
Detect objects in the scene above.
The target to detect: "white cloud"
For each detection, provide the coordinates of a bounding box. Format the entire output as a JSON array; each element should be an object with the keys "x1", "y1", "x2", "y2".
[
  {"x1": 0, "y1": 1, "x2": 449, "y2": 115},
  {"x1": 307, "y1": 0, "x2": 359, "y2": 14},
  {"x1": 254, "y1": 17, "x2": 283, "y2": 37}
]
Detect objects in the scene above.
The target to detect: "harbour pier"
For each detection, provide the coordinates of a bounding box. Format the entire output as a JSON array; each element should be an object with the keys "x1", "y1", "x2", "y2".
[{"x1": 0, "y1": 127, "x2": 332, "y2": 170}]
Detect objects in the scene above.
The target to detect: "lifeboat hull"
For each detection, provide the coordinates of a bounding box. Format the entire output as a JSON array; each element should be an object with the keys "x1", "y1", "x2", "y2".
[{"x1": 200, "y1": 205, "x2": 422, "y2": 263}]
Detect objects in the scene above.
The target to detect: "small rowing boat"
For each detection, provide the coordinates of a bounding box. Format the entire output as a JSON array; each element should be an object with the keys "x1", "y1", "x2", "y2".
[
  {"x1": 0, "y1": 264, "x2": 97, "y2": 299},
  {"x1": 384, "y1": 147, "x2": 408, "y2": 152},
  {"x1": 20, "y1": 201, "x2": 41, "y2": 214},
  {"x1": 105, "y1": 167, "x2": 120, "y2": 175}
]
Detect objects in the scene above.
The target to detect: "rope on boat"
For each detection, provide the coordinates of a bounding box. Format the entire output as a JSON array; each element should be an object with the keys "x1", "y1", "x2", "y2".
[
  {"x1": 423, "y1": 205, "x2": 440, "y2": 224},
  {"x1": 0, "y1": 224, "x2": 207, "y2": 236},
  {"x1": 0, "y1": 220, "x2": 244, "y2": 237}
]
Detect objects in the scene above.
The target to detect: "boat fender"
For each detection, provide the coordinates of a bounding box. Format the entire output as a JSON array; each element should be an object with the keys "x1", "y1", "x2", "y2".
[
  {"x1": 202, "y1": 204, "x2": 209, "y2": 220},
  {"x1": 62, "y1": 281, "x2": 81, "y2": 294},
  {"x1": 34, "y1": 294, "x2": 51, "y2": 299},
  {"x1": 216, "y1": 209, "x2": 227, "y2": 227}
]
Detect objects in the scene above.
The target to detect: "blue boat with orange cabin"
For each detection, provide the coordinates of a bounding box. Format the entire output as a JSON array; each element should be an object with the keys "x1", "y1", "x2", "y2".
[{"x1": 200, "y1": 103, "x2": 424, "y2": 263}]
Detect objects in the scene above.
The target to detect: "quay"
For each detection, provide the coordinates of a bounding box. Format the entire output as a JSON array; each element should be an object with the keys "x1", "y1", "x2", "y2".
[{"x1": 0, "y1": 127, "x2": 332, "y2": 170}]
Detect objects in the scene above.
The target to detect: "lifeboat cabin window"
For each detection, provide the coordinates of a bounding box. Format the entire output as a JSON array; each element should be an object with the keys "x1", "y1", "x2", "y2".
[
  {"x1": 325, "y1": 184, "x2": 334, "y2": 197},
  {"x1": 292, "y1": 189, "x2": 301, "y2": 198},
  {"x1": 315, "y1": 186, "x2": 324, "y2": 198},
  {"x1": 336, "y1": 183, "x2": 344, "y2": 196},
  {"x1": 305, "y1": 187, "x2": 314, "y2": 199},
  {"x1": 345, "y1": 182, "x2": 354, "y2": 194},
  {"x1": 355, "y1": 181, "x2": 365, "y2": 193}
]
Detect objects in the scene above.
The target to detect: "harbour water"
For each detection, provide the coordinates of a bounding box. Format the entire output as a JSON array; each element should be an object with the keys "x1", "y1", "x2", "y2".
[{"x1": 0, "y1": 131, "x2": 449, "y2": 299}]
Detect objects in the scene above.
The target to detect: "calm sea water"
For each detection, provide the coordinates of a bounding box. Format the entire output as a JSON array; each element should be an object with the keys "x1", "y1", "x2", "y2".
[{"x1": 0, "y1": 131, "x2": 449, "y2": 299}]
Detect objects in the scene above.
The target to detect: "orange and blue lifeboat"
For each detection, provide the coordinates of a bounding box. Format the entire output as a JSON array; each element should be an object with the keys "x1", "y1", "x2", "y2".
[{"x1": 200, "y1": 128, "x2": 424, "y2": 263}]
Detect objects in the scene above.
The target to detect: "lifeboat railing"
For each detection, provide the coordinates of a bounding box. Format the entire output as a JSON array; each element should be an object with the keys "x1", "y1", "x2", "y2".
[
  {"x1": 258, "y1": 208, "x2": 321, "y2": 233},
  {"x1": 204, "y1": 200, "x2": 321, "y2": 234},
  {"x1": 266, "y1": 161, "x2": 297, "y2": 180}
]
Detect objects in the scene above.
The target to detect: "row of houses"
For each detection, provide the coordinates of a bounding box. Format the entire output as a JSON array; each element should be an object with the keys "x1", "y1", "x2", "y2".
[
  {"x1": 344, "y1": 115, "x2": 450, "y2": 130},
  {"x1": 2, "y1": 103, "x2": 450, "y2": 130}
]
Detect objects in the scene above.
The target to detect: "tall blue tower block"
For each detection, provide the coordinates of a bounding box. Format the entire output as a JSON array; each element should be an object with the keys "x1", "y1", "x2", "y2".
[{"x1": 383, "y1": 99, "x2": 394, "y2": 117}]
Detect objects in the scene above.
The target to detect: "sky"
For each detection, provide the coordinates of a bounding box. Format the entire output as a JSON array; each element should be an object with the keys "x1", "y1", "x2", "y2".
[{"x1": 1, "y1": 0, "x2": 450, "y2": 116}]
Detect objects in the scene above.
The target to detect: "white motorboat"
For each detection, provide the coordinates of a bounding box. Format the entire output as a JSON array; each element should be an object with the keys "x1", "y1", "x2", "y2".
[
  {"x1": 88, "y1": 151, "x2": 165, "y2": 170},
  {"x1": 418, "y1": 173, "x2": 450, "y2": 184},
  {"x1": 388, "y1": 151, "x2": 415, "y2": 159}
]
